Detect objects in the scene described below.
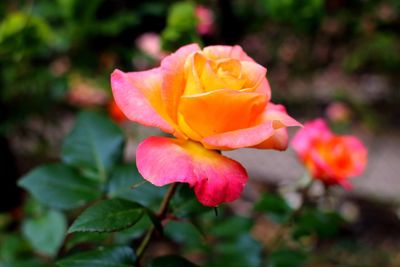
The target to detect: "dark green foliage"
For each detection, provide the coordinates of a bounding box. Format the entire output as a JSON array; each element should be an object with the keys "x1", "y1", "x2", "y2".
[
  {"x1": 149, "y1": 255, "x2": 199, "y2": 267},
  {"x1": 268, "y1": 248, "x2": 307, "y2": 267},
  {"x1": 18, "y1": 164, "x2": 101, "y2": 210},
  {"x1": 68, "y1": 199, "x2": 144, "y2": 233},
  {"x1": 292, "y1": 208, "x2": 343, "y2": 239},
  {"x1": 107, "y1": 164, "x2": 167, "y2": 209},
  {"x1": 161, "y1": 2, "x2": 201, "y2": 51},
  {"x1": 260, "y1": 0, "x2": 325, "y2": 32},
  {"x1": 61, "y1": 112, "x2": 124, "y2": 181},
  {"x1": 57, "y1": 246, "x2": 136, "y2": 267},
  {"x1": 254, "y1": 193, "x2": 293, "y2": 223},
  {"x1": 22, "y1": 209, "x2": 67, "y2": 257}
]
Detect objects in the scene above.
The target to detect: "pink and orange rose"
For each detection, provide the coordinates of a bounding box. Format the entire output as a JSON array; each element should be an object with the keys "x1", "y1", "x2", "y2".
[
  {"x1": 111, "y1": 44, "x2": 300, "y2": 206},
  {"x1": 291, "y1": 119, "x2": 367, "y2": 188}
]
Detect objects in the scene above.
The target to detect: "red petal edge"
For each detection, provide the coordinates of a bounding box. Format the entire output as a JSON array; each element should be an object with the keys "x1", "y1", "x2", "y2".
[{"x1": 136, "y1": 136, "x2": 248, "y2": 207}]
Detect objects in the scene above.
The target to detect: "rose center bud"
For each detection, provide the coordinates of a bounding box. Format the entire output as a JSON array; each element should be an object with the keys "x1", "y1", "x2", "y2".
[{"x1": 177, "y1": 51, "x2": 268, "y2": 142}]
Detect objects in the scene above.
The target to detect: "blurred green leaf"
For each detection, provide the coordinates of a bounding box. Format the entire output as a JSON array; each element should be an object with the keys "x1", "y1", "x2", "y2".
[
  {"x1": 65, "y1": 232, "x2": 109, "y2": 251},
  {"x1": 114, "y1": 215, "x2": 152, "y2": 244},
  {"x1": 61, "y1": 112, "x2": 124, "y2": 182},
  {"x1": 292, "y1": 209, "x2": 343, "y2": 240},
  {"x1": 149, "y1": 255, "x2": 199, "y2": 267},
  {"x1": 57, "y1": 246, "x2": 135, "y2": 267},
  {"x1": 18, "y1": 163, "x2": 101, "y2": 210},
  {"x1": 343, "y1": 34, "x2": 400, "y2": 73},
  {"x1": 161, "y1": 1, "x2": 200, "y2": 51},
  {"x1": 268, "y1": 248, "x2": 307, "y2": 267},
  {"x1": 260, "y1": 0, "x2": 324, "y2": 32},
  {"x1": 107, "y1": 164, "x2": 166, "y2": 209},
  {"x1": 0, "y1": 234, "x2": 32, "y2": 262},
  {"x1": 167, "y1": 2, "x2": 197, "y2": 30},
  {"x1": 0, "y1": 12, "x2": 54, "y2": 58},
  {"x1": 254, "y1": 193, "x2": 293, "y2": 223},
  {"x1": 1, "y1": 258, "x2": 50, "y2": 267},
  {"x1": 22, "y1": 209, "x2": 67, "y2": 257},
  {"x1": 68, "y1": 199, "x2": 143, "y2": 233},
  {"x1": 164, "y1": 220, "x2": 205, "y2": 249},
  {"x1": 206, "y1": 234, "x2": 262, "y2": 267},
  {"x1": 210, "y1": 216, "x2": 252, "y2": 238}
]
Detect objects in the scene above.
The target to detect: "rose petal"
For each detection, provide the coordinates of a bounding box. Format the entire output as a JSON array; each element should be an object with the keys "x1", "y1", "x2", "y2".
[
  {"x1": 202, "y1": 103, "x2": 301, "y2": 150},
  {"x1": 202, "y1": 121, "x2": 275, "y2": 150},
  {"x1": 183, "y1": 52, "x2": 206, "y2": 96},
  {"x1": 179, "y1": 89, "x2": 267, "y2": 138},
  {"x1": 202, "y1": 45, "x2": 254, "y2": 62},
  {"x1": 136, "y1": 137, "x2": 248, "y2": 206},
  {"x1": 252, "y1": 128, "x2": 288, "y2": 150},
  {"x1": 111, "y1": 68, "x2": 174, "y2": 134},
  {"x1": 240, "y1": 61, "x2": 269, "y2": 96},
  {"x1": 161, "y1": 44, "x2": 201, "y2": 122},
  {"x1": 341, "y1": 136, "x2": 368, "y2": 176}
]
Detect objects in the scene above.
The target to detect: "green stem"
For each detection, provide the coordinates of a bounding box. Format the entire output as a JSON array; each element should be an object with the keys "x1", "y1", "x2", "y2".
[{"x1": 135, "y1": 183, "x2": 178, "y2": 263}]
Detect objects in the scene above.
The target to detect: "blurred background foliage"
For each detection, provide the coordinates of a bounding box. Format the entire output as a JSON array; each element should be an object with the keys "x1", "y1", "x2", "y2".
[{"x1": 1, "y1": 0, "x2": 400, "y2": 266}]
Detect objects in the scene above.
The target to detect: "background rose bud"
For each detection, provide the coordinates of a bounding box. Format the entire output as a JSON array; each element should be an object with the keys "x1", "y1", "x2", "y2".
[
  {"x1": 66, "y1": 76, "x2": 108, "y2": 107},
  {"x1": 136, "y1": 32, "x2": 165, "y2": 60},
  {"x1": 291, "y1": 118, "x2": 367, "y2": 188},
  {"x1": 326, "y1": 101, "x2": 352, "y2": 123},
  {"x1": 111, "y1": 44, "x2": 300, "y2": 206},
  {"x1": 195, "y1": 5, "x2": 215, "y2": 35}
]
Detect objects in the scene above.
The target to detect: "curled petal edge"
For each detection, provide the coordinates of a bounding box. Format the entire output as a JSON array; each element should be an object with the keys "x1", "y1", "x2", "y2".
[{"x1": 136, "y1": 136, "x2": 248, "y2": 207}]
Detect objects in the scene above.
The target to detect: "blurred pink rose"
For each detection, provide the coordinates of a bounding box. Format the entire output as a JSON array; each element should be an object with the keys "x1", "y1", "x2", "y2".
[
  {"x1": 195, "y1": 5, "x2": 214, "y2": 35},
  {"x1": 291, "y1": 119, "x2": 367, "y2": 188},
  {"x1": 136, "y1": 33, "x2": 165, "y2": 60},
  {"x1": 326, "y1": 101, "x2": 351, "y2": 123},
  {"x1": 66, "y1": 77, "x2": 108, "y2": 107}
]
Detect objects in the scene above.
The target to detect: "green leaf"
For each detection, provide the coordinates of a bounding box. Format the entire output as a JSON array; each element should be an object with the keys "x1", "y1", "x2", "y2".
[
  {"x1": 57, "y1": 246, "x2": 135, "y2": 267},
  {"x1": 254, "y1": 193, "x2": 293, "y2": 223},
  {"x1": 149, "y1": 255, "x2": 199, "y2": 267},
  {"x1": 18, "y1": 164, "x2": 101, "y2": 210},
  {"x1": 65, "y1": 232, "x2": 109, "y2": 251},
  {"x1": 22, "y1": 209, "x2": 67, "y2": 257},
  {"x1": 210, "y1": 216, "x2": 252, "y2": 238},
  {"x1": 68, "y1": 199, "x2": 144, "y2": 233},
  {"x1": 2, "y1": 258, "x2": 50, "y2": 267},
  {"x1": 114, "y1": 215, "x2": 152, "y2": 244},
  {"x1": 268, "y1": 248, "x2": 307, "y2": 267},
  {"x1": 107, "y1": 164, "x2": 166, "y2": 209},
  {"x1": 164, "y1": 221, "x2": 205, "y2": 249},
  {"x1": 210, "y1": 234, "x2": 262, "y2": 267},
  {"x1": 292, "y1": 209, "x2": 343, "y2": 240},
  {"x1": 0, "y1": 234, "x2": 32, "y2": 262},
  {"x1": 61, "y1": 112, "x2": 124, "y2": 181}
]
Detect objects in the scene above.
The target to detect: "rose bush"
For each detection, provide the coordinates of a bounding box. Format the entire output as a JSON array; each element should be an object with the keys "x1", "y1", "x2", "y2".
[
  {"x1": 291, "y1": 119, "x2": 367, "y2": 188},
  {"x1": 111, "y1": 44, "x2": 300, "y2": 206}
]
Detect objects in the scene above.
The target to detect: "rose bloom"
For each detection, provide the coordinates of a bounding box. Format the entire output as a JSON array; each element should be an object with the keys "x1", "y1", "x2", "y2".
[
  {"x1": 111, "y1": 44, "x2": 300, "y2": 206},
  {"x1": 291, "y1": 119, "x2": 367, "y2": 188}
]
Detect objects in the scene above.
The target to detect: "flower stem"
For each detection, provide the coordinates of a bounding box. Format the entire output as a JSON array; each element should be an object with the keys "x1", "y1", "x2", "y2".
[{"x1": 135, "y1": 183, "x2": 178, "y2": 264}]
